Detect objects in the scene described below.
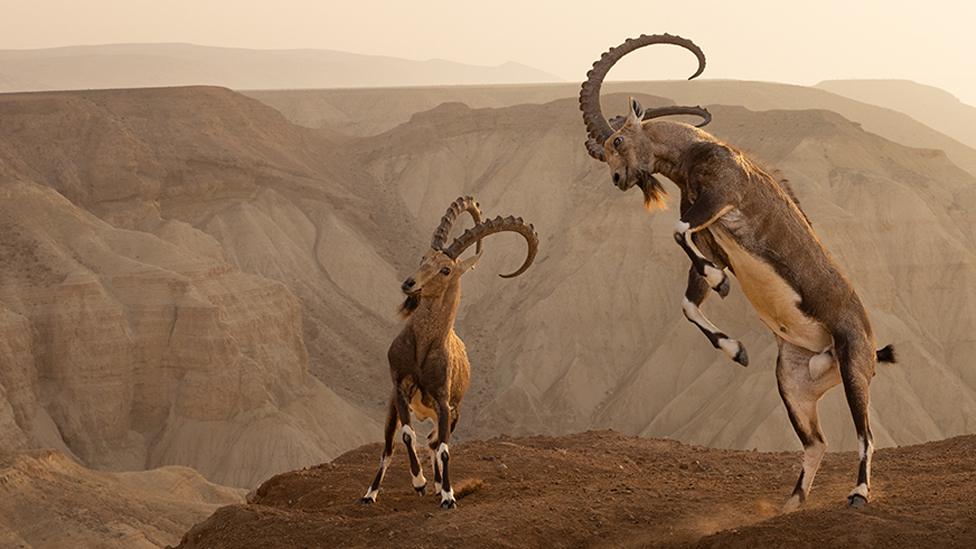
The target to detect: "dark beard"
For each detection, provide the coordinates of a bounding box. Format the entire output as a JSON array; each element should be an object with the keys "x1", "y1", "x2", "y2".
[
  {"x1": 634, "y1": 170, "x2": 668, "y2": 210},
  {"x1": 398, "y1": 294, "x2": 420, "y2": 318}
]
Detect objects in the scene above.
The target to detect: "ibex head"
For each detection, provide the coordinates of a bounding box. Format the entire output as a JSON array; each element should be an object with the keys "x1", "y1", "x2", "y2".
[
  {"x1": 602, "y1": 97, "x2": 669, "y2": 208},
  {"x1": 579, "y1": 34, "x2": 712, "y2": 208},
  {"x1": 399, "y1": 196, "x2": 539, "y2": 317}
]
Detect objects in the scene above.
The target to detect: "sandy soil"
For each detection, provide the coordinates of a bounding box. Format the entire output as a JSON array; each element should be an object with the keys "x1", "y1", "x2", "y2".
[{"x1": 175, "y1": 431, "x2": 976, "y2": 548}]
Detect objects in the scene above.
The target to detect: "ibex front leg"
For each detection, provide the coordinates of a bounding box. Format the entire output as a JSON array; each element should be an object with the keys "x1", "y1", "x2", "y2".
[
  {"x1": 673, "y1": 193, "x2": 733, "y2": 297},
  {"x1": 393, "y1": 386, "x2": 427, "y2": 496},
  {"x1": 682, "y1": 265, "x2": 748, "y2": 366},
  {"x1": 427, "y1": 407, "x2": 459, "y2": 496},
  {"x1": 434, "y1": 398, "x2": 457, "y2": 509}
]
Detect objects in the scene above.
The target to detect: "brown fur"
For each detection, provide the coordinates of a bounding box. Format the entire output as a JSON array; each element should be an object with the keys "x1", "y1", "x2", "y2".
[
  {"x1": 602, "y1": 97, "x2": 888, "y2": 509},
  {"x1": 362, "y1": 201, "x2": 537, "y2": 509}
]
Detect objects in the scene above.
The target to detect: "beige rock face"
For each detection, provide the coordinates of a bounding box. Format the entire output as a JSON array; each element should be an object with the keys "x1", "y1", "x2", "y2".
[{"x1": 0, "y1": 179, "x2": 377, "y2": 487}]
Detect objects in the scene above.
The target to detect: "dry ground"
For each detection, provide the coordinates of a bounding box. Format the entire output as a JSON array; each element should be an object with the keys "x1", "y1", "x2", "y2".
[{"x1": 175, "y1": 431, "x2": 976, "y2": 548}]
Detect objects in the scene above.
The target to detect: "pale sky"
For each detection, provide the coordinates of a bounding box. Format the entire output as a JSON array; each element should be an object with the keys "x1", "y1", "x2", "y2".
[{"x1": 2, "y1": 0, "x2": 974, "y2": 104}]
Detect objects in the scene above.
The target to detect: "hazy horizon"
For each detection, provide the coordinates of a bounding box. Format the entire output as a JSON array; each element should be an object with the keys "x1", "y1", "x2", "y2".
[{"x1": 2, "y1": 1, "x2": 974, "y2": 105}]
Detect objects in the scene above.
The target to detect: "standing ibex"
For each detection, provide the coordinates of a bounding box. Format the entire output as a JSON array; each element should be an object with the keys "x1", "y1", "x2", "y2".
[
  {"x1": 360, "y1": 196, "x2": 538, "y2": 509},
  {"x1": 579, "y1": 34, "x2": 895, "y2": 510}
]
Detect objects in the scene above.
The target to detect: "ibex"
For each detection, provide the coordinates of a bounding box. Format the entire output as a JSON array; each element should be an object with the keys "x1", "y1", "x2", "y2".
[
  {"x1": 579, "y1": 34, "x2": 896, "y2": 511},
  {"x1": 360, "y1": 197, "x2": 538, "y2": 509}
]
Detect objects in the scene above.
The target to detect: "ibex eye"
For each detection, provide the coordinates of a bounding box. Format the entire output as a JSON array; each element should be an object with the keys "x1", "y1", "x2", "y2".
[
  {"x1": 440, "y1": 267, "x2": 451, "y2": 276},
  {"x1": 613, "y1": 136, "x2": 624, "y2": 149}
]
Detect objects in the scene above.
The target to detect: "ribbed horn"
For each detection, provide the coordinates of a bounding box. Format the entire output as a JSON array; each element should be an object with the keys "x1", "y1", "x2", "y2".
[
  {"x1": 430, "y1": 196, "x2": 483, "y2": 255},
  {"x1": 608, "y1": 105, "x2": 712, "y2": 131},
  {"x1": 579, "y1": 34, "x2": 706, "y2": 160},
  {"x1": 642, "y1": 105, "x2": 712, "y2": 127},
  {"x1": 444, "y1": 215, "x2": 539, "y2": 279}
]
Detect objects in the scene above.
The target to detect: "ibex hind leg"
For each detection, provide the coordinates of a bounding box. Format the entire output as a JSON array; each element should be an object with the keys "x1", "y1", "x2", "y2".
[
  {"x1": 428, "y1": 425, "x2": 441, "y2": 495},
  {"x1": 360, "y1": 398, "x2": 400, "y2": 504},
  {"x1": 776, "y1": 339, "x2": 837, "y2": 512},
  {"x1": 835, "y1": 333, "x2": 876, "y2": 508}
]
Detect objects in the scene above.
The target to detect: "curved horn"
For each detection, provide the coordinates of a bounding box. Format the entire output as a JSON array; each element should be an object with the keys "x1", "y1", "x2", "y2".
[
  {"x1": 430, "y1": 196, "x2": 483, "y2": 255},
  {"x1": 444, "y1": 215, "x2": 539, "y2": 279},
  {"x1": 642, "y1": 105, "x2": 712, "y2": 128},
  {"x1": 579, "y1": 34, "x2": 707, "y2": 160},
  {"x1": 608, "y1": 105, "x2": 712, "y2": 131}
]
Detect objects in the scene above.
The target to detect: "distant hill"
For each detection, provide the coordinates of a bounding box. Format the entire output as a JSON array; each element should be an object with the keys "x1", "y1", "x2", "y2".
[
  {"x1": 0, "y1": 43, "x2": 561, "y2": 92},
  {"x1": 247, "y1": 80, "x2": 976, "y2": 177},
  {"x1": 817, "y1": 79, "x2": 976, "y2": 150}
]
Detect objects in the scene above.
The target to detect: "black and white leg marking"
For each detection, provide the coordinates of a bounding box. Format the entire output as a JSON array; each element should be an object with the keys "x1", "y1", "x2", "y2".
[
  {"x1": 682, "y1": 266, "x2": 748, "y2": 366},
  {"x1": 361, "y1": 454, "x2": 392, "y2": 504},
  {"x1": 672, "y1": 194, "x2": 734, "y2": 296},
  {"x1": 401, "y1": 425, "x2": 428, "y2": 495},
  {"x1": 361, "y1": 398, "x2": 400, "y2": 504},
  {"x1": 392, "y1": 388, "x2": 427, "y2": 496},
  {"x1": 835, "y1": 336, "x2": 876, "y2": 508},
  {"x1": 674, "y1": 221, "x2": 729, "y2": 296},
  {"x1": 436, "y1": 442, "x2": 455, "y2": 508},
  {"x1": 435, "y1": 399, "x2": 456, "y2": 509},
  {"x1": 848, "y1": 434, "x2": 874, "y2": 508}
]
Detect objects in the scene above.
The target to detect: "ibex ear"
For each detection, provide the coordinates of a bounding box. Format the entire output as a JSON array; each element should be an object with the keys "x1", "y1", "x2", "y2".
[
  {"x1": 626, "y1": 97, "x2": 645, "y2": 127},
  {"x1": 458, "y1": 251, "x2": 482, "y2": 273}
]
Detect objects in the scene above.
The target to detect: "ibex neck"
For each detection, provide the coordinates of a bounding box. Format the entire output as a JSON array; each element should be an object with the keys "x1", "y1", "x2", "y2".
[
  {"x1": 409, "y1": 281, "x2": 462, "y2": 346},
  {"x1": 646, "y1": 121, "x2": 713, "y2": 191}
]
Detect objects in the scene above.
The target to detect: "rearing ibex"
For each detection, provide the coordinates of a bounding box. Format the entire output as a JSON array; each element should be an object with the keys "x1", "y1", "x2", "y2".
[
  {"x1": 579, "y1": 34, "x2": 895, "y2": 510},
  {"x1": 360, "y1": 196, "x2": 538, "y2": 509}
]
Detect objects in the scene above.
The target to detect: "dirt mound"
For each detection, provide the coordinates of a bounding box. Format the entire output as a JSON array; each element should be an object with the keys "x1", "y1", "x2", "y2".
[{"x1": 174, "y1": 431, "x2": 976, "y2": 548}]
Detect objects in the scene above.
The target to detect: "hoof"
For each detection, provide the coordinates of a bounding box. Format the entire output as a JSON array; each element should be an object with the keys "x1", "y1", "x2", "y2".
[
  {"x1": 782, "y1": 495, "x2": 801, "y2": 513},
  {"x1": 415, "y1": 485, "x2": 427, "y2": 497},
  {"x1": 734, "y1": 345, "x2": 749, "y2": 367},
  {"x1": 848, "y1": 494, "x2": 868, "y2": 509},
  {"x1": 715, "y1": 276, "x2": 730, "y2": 298},
  {"x1": 359, "y1": 496, "x2": 375, "y2": 505},
  {"x1": 440, "y1": 498, "x2": 457, "y2": 510}
]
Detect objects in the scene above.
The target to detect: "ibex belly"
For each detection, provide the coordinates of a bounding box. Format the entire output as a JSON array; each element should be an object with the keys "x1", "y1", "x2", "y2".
[{"x1": 711, "y1": 228, "x2": 831, "y2": 353}]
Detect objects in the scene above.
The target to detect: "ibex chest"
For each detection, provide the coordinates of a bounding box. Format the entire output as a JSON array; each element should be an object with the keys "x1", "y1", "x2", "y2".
[{"x1": 709, "y1": 218, "x2": 831, "y2": 353}]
